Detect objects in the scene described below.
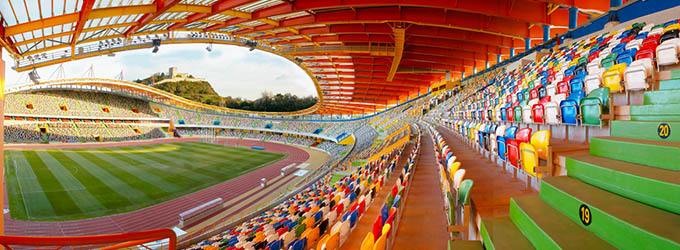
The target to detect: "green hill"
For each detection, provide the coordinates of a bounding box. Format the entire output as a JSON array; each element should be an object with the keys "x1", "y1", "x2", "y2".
[{"x1": 133, "y1": 74, "x2": 317, "y2": 112}]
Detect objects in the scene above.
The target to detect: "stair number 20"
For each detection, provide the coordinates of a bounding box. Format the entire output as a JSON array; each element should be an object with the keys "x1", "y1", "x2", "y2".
[
  {"x1": 658, "y1": 123, "x2": 671, "y2": 139},
  {"x1": 579, "y1": 204, "x2": 592, "y2": 226}
]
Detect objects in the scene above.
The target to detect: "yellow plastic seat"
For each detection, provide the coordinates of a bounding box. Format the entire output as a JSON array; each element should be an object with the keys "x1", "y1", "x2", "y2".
[
  {"x1": 360, "y1": 233, "x2": 374, "y2": 250},
  {"x1": 381, "y1": 223, "x2": 391, "y2": 237},
  {"x1": 520, "y1": 143, "x2": 541, "y2": 178},
  {"x1": 530, "y1": 130, "x2": 551, "y2": 160},
  {"x1": 663, "y1": 23, "x2": 679, "y2": 33},
  {"x1": 449, "y1": 162, "x2": 461, "y2": 176},
  {"x1": 603, "y1": 63, "x2": 627, "y2": 93},
  {"x1": 373, "y1": 235, "x2": 387, "y2": 250}
]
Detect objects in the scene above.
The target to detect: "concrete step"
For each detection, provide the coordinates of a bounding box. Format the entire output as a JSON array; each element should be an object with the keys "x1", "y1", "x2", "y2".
[
  {"x1": 590, "y1": 136, "x2": 680, "y2": 170},
  {"x1": 659, "y1": 79, "x2": 680, "y2": 90},
  {"x1": 644, "y1": 90, "x2": 680, "y2": 105},
  {"x1": 630, "y1": 104, "x2": 680, "y2": 121},
  {"x1": 510, "y1": 195, "x2": 615, "y2": 250},
  {"x1": 449, "y1": 240, "x2": 484, "y2": 250},
  {"x1": 540, "y1": 177, "x2": 680, "y2": 250},
  {"x1": 566, "y1": 154, "x2": 680, "y2": 214},
  {"x1": 610, "y1": 120, "x2": 680, "y2": 142},
  {"x1": 670, "y1": 69, "x2": 680, "y2": 79},
  {"x1": 480, "y1": 216, "x2": 535, "y2": 250}
]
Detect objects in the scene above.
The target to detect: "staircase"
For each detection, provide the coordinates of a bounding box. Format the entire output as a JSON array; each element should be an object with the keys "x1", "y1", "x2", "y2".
[{"x1": 474, "y1": 74, "x2": 680, "y2": 249}]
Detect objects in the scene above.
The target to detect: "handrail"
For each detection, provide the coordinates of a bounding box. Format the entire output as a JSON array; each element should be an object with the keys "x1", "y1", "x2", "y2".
[{"x1": 0, "y1": 228, "x2": 176, "y2": 250}]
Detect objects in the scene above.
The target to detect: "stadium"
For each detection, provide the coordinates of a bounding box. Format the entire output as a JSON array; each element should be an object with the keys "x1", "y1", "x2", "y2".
[{"x1": 0, "y1": 0, "x2": 678, "y2": 249}]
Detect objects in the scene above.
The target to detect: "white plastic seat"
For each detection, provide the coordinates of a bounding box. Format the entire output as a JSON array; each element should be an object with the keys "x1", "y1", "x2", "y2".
[
  {"x1": 552, "y1": 93, "x2": 567, "y2": 104},
  {"x1": 522, "y1": 105, "x2": 533, "y2": 123},
  {"x1": 587, "y1": 59, "x2": 602, "y2": 74},
  {"x1": 624, "y1": 58, "x2": 653, "y2": 91},
  {"x1": 585, "y1": 72, "x2": 603, "y2": 94},
  {"x1": 544, "y1": 102, "x2": 560, "y2": 124},
  {"x1": 626, "y1": 39, "x2": 642, "y2": 51},
  {"x1": 657, "y1": 38, "x2": 680, "y2": 66},
  {"x1": 546, "y1": 85, "x2": 557, "y2": 97}
]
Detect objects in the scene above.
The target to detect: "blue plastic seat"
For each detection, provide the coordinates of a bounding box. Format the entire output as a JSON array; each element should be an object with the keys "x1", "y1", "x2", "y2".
[
  {"x1": 497, "y1": 137, "x2": 507, "y2": 160},
  {"x1": 559, "y1": 99, "x2": 580, "y2": 125},
  {"x1": 616, "y1": 49, "x2": 637, "y2": 66},
  {"x1": 349, "y1": 210, "x2": 358, "y2": 227}
]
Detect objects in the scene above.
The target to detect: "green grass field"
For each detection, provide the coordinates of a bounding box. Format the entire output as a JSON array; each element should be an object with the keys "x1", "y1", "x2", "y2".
[{"x1": 4, "y1": 142, "x2": 286, "y2": 221}]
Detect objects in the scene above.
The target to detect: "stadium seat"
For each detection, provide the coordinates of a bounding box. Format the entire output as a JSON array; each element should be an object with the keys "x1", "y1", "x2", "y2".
[
  {"x1": 602, "y1": 63, "x2": 627, "y2": 93},
  {"x1": 532, "y1": 104, "x2": 545, "y2": 123},
  {"x1": 360, "y1": 233, "x2": 374, "y2": 250},
  {"x1": 373, "y1": 235, "x2": 386, "y2": 250},
  {"x1": 580, "y1": 87, "x2": 611, "y2": 126},
  {"x1": 559, "y1": 99, "x2": 579, "y2": 125},
  {"x1": 624, "y1": 58, "x2": 653, "y2": 92},
  {"x1": 506, "y1": 128, "x2": 532, "y2": 169},
  {"x1": 656, "y1": 38, "x2": 680, "y2": 66}
]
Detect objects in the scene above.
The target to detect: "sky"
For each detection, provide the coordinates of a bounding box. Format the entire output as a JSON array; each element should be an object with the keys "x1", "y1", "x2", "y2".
[{"x1": 1, "y1": 44, "x2": 317, "y2": 100}]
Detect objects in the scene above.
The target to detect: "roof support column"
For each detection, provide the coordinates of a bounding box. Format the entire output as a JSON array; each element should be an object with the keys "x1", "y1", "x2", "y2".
[
  {"x1": 525, "y1": 38, "x2": 530, "y2": 50},
  {"x1": 510, "y1": 48, "x2": 515, "y2": 57},
  {"x1": 569, "y1": 7, "x2": 579, "y2": 29},
  {"x1": 543, "y1": 25, "x2": 550, "y2": 42},
  {"x1": 0, "y1": 48, "x2": 5, "y2": 239},
  {"x1": 497, "y1": 55, "x2": 502, "y2": 63}
]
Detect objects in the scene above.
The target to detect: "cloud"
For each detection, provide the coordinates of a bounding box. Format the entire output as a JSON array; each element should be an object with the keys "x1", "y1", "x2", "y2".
[{"x1": 2, "y1": 44, "x2": 316, "y2": 100}]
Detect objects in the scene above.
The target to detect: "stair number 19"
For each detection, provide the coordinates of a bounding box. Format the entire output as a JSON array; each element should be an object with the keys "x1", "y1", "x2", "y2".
[
  {"x1": 658, "y1": 123, "x2": 671, "y2": 139},
  {"x1": 579, "y1": 204, "x2": 592, "y2": 226}
]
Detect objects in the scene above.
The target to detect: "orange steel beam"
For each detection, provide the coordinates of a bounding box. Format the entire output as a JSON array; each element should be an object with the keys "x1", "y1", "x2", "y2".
[
  {"x1": 233, "y1": 7, "x2": 533, "y2": 39},
  {"x1": 387, "y1": 26, "x2": 404, "y2": 82},
  {"x1": 124, "y1": 0, "x2": 182, "y2": 36},
  {"x1": 234, "y1": 0, "x2": 562, "y2": 28},
  {"x1": 71, "y1": 0, "x2": 96, "y2": 48},
  {"x1": 168, "y1": 0, "x2": 259, "y2": 30}
]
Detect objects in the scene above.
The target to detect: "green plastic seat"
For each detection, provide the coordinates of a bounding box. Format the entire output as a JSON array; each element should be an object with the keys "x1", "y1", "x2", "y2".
[
  {"x1": 386, "y1": 193, "x2": 394, "y2": 208},
  {"x1": 514, "y1": 107, "x2": 522, "y2": 121},
  {"x1": 578, "y1": 56, "x2": 588, "y2": 65},
  {"x1": 294, "y1": 223, "x2": 306, "y2": 237},
  {"x1": 528, "y1": 80, "x2": 535, "y2": 90},
  {"x1": 458, "y1": 180, "x2": 474, "y2": 206},
  {"x1": 580, "y1": 87, "x2": 610, "y2": 126},
  {"x1": 632, "y1": 22, "x2": 645, "y2": 29},
  {"x1": 601, "y1": 53, "x2": 618, "y2": 70}
]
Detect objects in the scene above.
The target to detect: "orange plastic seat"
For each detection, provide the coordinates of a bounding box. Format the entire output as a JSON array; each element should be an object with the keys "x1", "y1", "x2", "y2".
[
  {"x1": 373, "y1": 235, "x2": 387, "y2": 250},
  {"x1": 360, "y1": 233, "x2": 375, "y2": 250}
]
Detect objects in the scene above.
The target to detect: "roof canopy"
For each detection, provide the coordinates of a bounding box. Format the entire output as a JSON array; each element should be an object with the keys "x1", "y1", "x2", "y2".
[{"x1": 0, "y1": 0, "x2": 612, "y2": 114}]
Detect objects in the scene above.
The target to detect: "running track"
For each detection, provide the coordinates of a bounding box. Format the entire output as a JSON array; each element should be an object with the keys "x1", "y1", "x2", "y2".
[{"x1": 3, "y1": 138, "x2": 310, "y2": 236}]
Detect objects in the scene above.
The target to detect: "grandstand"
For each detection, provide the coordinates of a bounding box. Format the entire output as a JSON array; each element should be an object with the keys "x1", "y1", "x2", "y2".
[{"x1": 0, "y1": 0, "x2": 678, "y2": 249}]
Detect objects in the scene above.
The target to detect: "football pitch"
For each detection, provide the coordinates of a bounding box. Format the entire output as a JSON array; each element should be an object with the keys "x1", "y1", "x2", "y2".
[{"x1": 4, "y1": 142, "x2": 286, "y2": 221}]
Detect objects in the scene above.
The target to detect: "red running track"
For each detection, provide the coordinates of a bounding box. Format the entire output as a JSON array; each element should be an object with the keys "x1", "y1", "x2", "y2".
[{"x1": 3, "y1": 138, "x2": 310, "y2": 237}]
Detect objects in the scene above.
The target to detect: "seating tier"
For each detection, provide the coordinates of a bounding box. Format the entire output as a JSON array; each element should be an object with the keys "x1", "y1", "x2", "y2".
[
  {"x1": 590, "y1": 136, "x2": 680, "y2": 170},
  {"x1": 610, "y1": 120, "x2": 680, "y2": 142},
  {"x1": 480, "y1": 217, "x2": 535, "y2": 250},
  {"x1": 540, "y1": 176, "x2": 680, "y2": 250},
  {"x1": 565, "y1": 154, "x2": 680, "y2": 214},
  {"x1": 510, "y1": 195, "x2": 616, "y2": 250}
]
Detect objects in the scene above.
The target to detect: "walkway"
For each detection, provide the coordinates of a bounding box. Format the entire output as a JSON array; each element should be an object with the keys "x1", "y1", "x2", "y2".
[
  {"x1": 436, "y1": 126, "x2": 537, "y2": 219},
  {"x1": 339, "y1": 142, "x2": 414, "y2": 250},
  {"x1": 392, "y1": 127, "x2": 449, "y2": 250}
]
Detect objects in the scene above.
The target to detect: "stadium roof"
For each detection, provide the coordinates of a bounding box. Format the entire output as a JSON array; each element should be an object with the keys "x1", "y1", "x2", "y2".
[{"x1": 0, "y1": 0, "x2": 612, "y2": 115}]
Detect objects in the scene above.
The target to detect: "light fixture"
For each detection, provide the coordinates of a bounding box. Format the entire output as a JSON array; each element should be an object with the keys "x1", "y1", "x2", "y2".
[
  {"x1": 206, "y1": 43, "x2": 213, "y2": 52},
  {"x1": 152, "y1": 39, "x2": 161, "y2": 53}
]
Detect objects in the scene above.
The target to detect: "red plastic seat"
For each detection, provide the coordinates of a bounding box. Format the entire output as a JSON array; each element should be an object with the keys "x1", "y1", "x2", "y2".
[
  {"x1": 532, "y1": 104, "x2": 545, "y2": 123},
  {"x1": 557, "y1": 80, "x2": 570, "y2": 95},
  {"x1": 506, "y1": 106, "x2": 514, "y2": 122},
  {"x1": 505, "y1": 128, "x2": 532, "y2": 168}
]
